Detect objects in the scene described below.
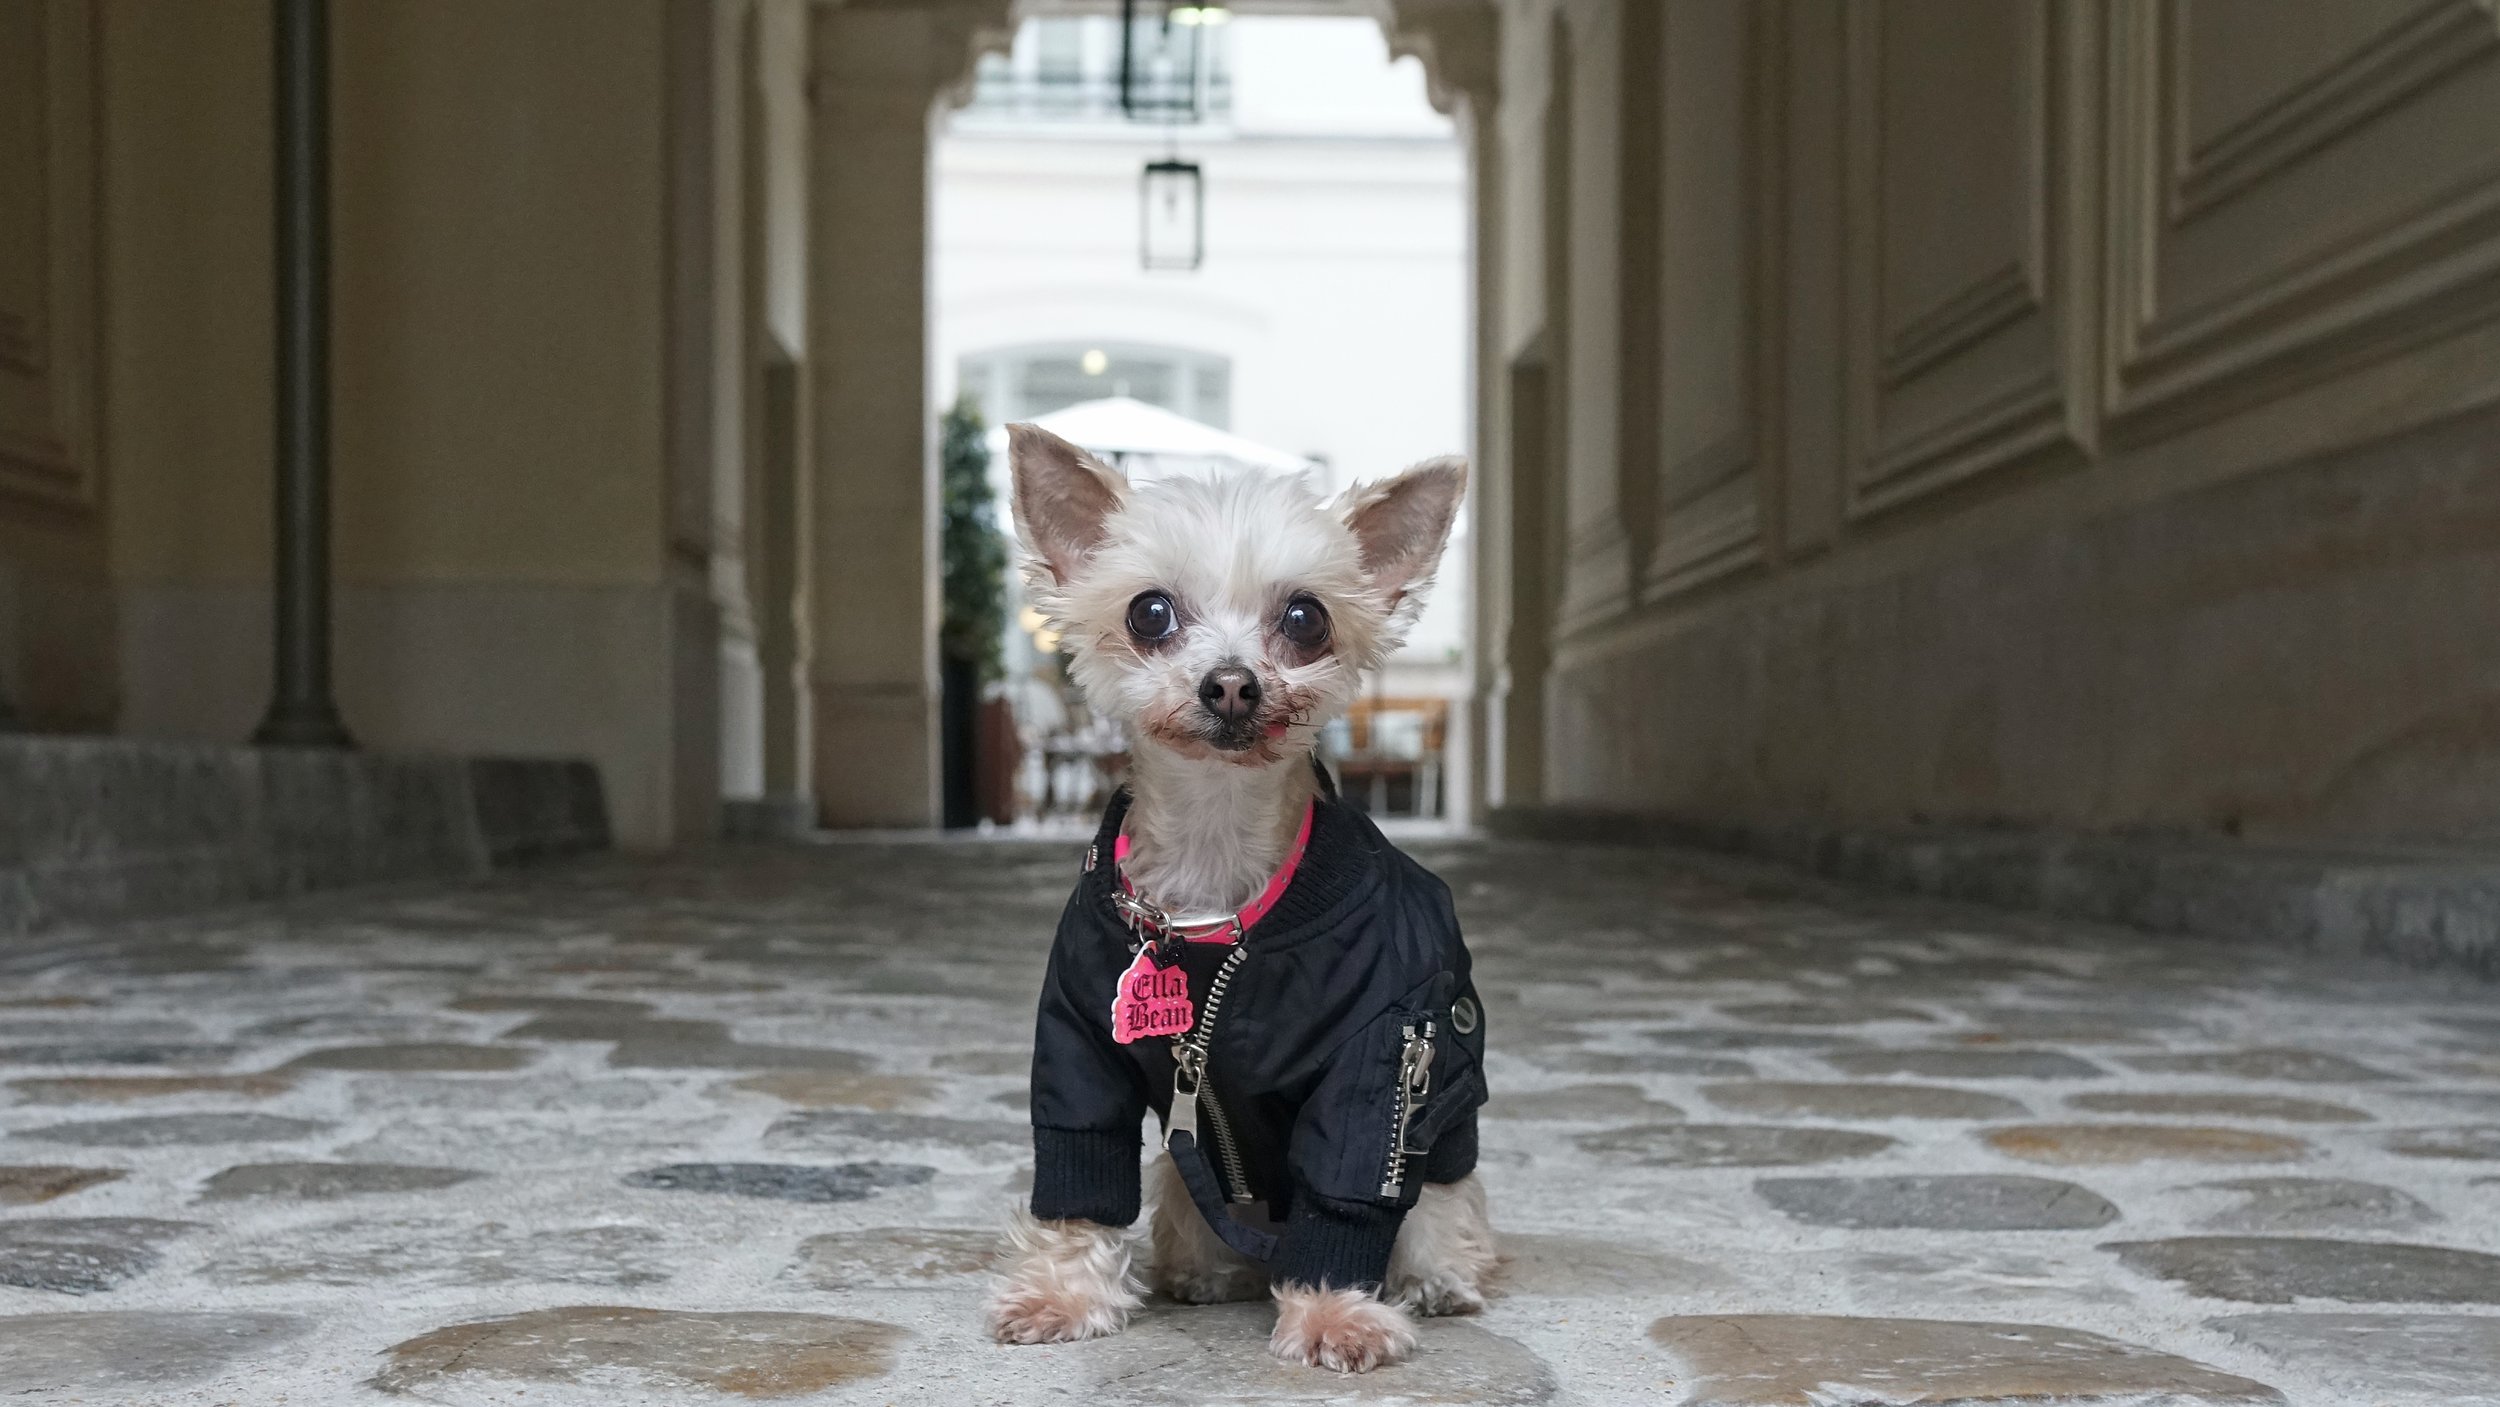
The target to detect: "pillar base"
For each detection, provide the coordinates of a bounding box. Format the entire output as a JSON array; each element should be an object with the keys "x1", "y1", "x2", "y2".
[
  {"x1": 1, "y1": 735, "x2": 606, "y2": 937},
  {"x1": 252, "y1": 699, "x2": 354, "y2": 749}
]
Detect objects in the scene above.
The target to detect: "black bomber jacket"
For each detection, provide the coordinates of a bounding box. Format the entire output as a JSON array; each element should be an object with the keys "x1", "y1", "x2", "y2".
[{"x1": 1026, "y1": 781, "x2": 1487, "y2": 1293}]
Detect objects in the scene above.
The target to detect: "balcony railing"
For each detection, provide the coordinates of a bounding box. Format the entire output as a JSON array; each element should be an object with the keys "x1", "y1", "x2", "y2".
[{"x1": 962, "y1": 72, "x2": 1233, "y2": 124}]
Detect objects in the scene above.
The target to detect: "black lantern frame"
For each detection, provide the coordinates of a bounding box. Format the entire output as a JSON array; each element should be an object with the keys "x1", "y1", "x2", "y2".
[{"x1": 1140, "y1": 158, "x2": 1205, "y2": 271}]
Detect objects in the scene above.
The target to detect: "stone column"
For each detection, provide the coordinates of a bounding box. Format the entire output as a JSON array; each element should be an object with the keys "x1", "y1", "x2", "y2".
[
  {"x1": 1553, "y1": 0, "x2": 1632, "y2": 633},
  {"x1": 253, "y1": 0, "x2": 352, "y2": 748},
  {"x1": 804, "y1": 2, "x2": 1005, "y2": 828},
  {"x1": 754, "y1": 356, "x2": 813, "y2": 824},
  {"x1": 739, "y1": 0, "x2": 815, "y2": 836},
  {"x1": 1386, "y1": 1, "x2": 1502, "y2": 819}
]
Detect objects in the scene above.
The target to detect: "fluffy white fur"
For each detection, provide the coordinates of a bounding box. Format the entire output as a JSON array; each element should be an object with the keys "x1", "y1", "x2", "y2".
[
  {"x1": 1384, "y1": 1174, "x2": 1499, "y2": 1316},
  {"x1": 985, "y1": 1207, "x2": 1142, "y2": 1345},
  {"x1": 989, "y1": 427, "x2": 1486, "y2": 1372},
  {"x1": 1271, "y1": 1284, "x2": 1419, "y2": 1373},
  {"x1": 1147, "y1": 1153, "x2": 1269, "y2": 1304},
  {"x1": 1149, "y1": 1155, "x2": 1499, "y2": 1318}
]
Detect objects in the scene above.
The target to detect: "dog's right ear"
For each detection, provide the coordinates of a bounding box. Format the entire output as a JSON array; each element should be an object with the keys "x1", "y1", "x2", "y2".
[{"x1": 1007, "y1": 423, "x2": 1128, "y2": 585}]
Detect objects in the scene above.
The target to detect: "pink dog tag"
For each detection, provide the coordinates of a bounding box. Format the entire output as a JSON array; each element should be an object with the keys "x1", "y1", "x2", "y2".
[{"x1": 1111, "y1": 946, "x2": 1194, "y2": 1044}]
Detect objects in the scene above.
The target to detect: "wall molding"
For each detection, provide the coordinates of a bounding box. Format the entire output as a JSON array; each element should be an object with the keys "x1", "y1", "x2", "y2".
[
  {"x1": 2106, "y1": 0, "x2": 2500, "y2": 439},
  {"x1": 1645, "y1": 0, "x2": 1772, "y2": 601},
  {"x1": 1557, "y1": 515, "x2": 1632, "y2": 634},
  {"x1": 1880, "y1": 259, "x2": 2039, "y2": 389},
  {"x1": 2169, "y1": 0, "x2": 2500, "y2": 223},
  {"x1": 1854, "y1": 373, "x2": 2070, "y2": 517},
  {"x1": 1840, "y1": 0, "x2": 2092, "y2": 524},
  {"x1": 1647, "y1": 463, "x2": 1762, "y2": 599}
]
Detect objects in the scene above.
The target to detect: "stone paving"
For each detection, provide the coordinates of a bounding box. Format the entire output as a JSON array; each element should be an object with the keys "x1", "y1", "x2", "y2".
[{"x1": 3, "y1": 835, "x2": 2500, "y2": 1403}]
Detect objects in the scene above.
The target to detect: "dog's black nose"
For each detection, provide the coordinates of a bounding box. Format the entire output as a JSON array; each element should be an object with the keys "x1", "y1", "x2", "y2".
[{"x1": 1198, "y1": 666, "x2": 1261, "y2": 724}]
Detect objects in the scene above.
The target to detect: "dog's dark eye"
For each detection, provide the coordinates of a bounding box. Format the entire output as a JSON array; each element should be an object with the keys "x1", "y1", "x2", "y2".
[
  {"x1": 1126, "y1": 591, "x2": 1178, "y2": 643},
  {"x1": 1278, "y1": 595, "x2": 1330, "y2": 651}
]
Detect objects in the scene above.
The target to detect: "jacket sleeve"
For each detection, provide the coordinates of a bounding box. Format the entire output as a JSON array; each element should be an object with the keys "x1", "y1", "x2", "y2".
[
  {"x1": 1267, "y1": 1004, "x2": 1418, "y2": 1291},
  {"x1": 1027, "y1": 929, "x2": 1148, "y2": 1228}
]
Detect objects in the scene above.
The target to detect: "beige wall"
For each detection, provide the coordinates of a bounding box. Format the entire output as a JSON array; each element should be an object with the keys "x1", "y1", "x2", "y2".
[
  {"x1": 5, "y1": 0, "x2": 842, "y2": 846},
  {"x1": 73, "y1": 0, "x2": 740, "y2": 847},
  {"x1": 0, "y1": 0, "x2": 114, "y2": 729},
  {"x1": 1471, "y1": 0, "x2": 2500, "y2": 847},
  {"x1": 329, "y1": 1, "x2": 671, "y2": 589}
]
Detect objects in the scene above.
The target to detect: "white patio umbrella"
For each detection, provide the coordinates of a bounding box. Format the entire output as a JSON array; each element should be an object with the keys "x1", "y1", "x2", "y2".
[{"x1": 983, "y1": 396, "x2": 1318, "y2": 481}]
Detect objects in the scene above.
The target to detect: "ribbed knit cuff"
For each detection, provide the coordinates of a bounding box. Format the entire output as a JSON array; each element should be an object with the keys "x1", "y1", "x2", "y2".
[
  {"x1": 1029, "y1": 1125, "x2": 1141, "y2": 1227},
  {"x1": 1269, "y1": 1191, "x2": 1405, "y2": 1293}
]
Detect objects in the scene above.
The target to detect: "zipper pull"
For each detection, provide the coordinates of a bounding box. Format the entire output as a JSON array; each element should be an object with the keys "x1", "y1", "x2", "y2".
[
  {"x1": 1397, "y1": 1022, "x2": 1436, "y2": 1153},
  {"x1": 1166, "y1": 1044, "x2": 1202, "y2": 1150},
  {"x1": 1381, "y1": 1022, "x2": 1437, "y2": 1198}
]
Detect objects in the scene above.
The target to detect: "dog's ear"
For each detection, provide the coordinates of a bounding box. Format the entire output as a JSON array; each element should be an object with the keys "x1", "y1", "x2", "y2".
[
  {"x1": 1008, "y1": 423, "x2": 1128, "y2": 585},
  {"x1": 1340, "y1": 456, "x2": 1467, "y2": 606}
]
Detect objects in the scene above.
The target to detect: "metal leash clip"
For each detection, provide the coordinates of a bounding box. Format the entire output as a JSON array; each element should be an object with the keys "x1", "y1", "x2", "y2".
[{"x1": 1110, "y1": 888, "x2": 1174, "y2": 945}]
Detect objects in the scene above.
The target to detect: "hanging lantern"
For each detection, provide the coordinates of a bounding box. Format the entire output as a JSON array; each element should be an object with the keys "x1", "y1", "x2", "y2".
[{"x1": 1141, "y1": 158, "x2": 1204, "y2": 271}]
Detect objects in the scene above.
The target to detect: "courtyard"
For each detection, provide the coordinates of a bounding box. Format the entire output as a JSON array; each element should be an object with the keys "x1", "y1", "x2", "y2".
[{"x1": 3, "y1": 836, "x2": 2497, "y2": 1404}]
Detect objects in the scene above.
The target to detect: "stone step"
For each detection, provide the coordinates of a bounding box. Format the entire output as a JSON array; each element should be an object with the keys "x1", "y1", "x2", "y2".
[
  {"x1": 1494, "y1": 809, "x2": 2500, "y2": 979},
  {"x1": 0, "y1": 737, "x2": 606, "y2": 938}
]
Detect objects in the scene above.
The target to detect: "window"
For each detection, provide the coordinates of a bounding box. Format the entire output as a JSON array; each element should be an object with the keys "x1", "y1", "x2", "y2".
[
  {"x1": 958, "y1": 343, "x2": 1232, "y2": 429},
  {"x1": 1035, "y1": 17, "x2": 1083, "y2": 84},
  {"x1": 963, "y1": 15, "x2": 1232, "y2": 125}
]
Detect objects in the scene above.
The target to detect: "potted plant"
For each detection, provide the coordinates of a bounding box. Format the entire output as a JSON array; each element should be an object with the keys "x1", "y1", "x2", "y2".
[{"x1": 939, "y1": 394, "x2": 1009, "y2": 828}]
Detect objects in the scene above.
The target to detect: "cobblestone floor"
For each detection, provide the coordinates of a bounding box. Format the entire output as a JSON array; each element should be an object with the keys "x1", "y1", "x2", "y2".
[{"x1": 5, "y1": 835, "x2": 2500, "y2": 1404}]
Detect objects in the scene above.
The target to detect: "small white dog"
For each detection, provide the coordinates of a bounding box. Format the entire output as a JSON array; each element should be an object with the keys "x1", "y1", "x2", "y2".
[{"x1": 986, "y1": 424, "x2": 1496, "y2": 1373}]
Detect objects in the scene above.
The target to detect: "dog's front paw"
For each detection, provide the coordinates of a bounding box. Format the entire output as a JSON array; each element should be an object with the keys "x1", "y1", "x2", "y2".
[
  {"x1": 988, "y1": 1208, "x2": 1141, "y2": 1345},
  {"x1": 1269, "y1": 1284, "x2": 1417, "y2": 1373},
  {"x1": 987, "y1": 1277, "x2": 1131, "y2": 1344}
]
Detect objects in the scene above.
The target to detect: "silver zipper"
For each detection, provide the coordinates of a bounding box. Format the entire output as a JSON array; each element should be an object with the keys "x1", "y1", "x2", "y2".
[
  {"x1": 1199, "y1": 1068, "x2": 1255, "y2": 1203},
  {"x1": 1166, "y1": 945, "x2": 1253, "y2": 1202},
  {"x1": 1378, "y1": 1020, "x2": 1437, "y2": 1198}
]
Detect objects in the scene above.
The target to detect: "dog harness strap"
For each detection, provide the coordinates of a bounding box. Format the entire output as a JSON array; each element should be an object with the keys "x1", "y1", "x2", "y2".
[
  {"x1": 1110, "y1": 799, "x2": 1315, "y2": 943},
  {"x1": 1165, "y1": 1129, "x2": 1280, "y2": 1261}
]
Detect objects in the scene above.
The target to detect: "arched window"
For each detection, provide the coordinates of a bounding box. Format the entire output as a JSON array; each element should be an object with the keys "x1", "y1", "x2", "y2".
[{"x1": 957, "y1": 342, "x2": 1231, "y2": 429}]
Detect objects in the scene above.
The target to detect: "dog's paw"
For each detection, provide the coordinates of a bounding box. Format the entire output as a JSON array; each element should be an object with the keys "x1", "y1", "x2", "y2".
[
  {"x1": 1269, "y1": 1284, "x2": 1417, "y2": 1373},
  {"x1": 987, "y1": 1277, "x2": 1131, "y2": 1344},
  {"x1": 1396, "y1": 1274, "x2": 1487, "y2": 1318},
  {"x1": 989, "y1": 1207, "x2": 1141, "y2": 1345}
]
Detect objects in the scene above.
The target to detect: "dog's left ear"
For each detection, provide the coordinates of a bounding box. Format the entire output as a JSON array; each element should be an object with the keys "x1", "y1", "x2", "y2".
[{"x1": 1340, "y1": 456, "x2": 1467, "y2": 605}]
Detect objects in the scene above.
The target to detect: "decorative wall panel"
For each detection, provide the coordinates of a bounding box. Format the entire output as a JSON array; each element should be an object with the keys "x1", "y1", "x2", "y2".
[
  {"x1": 1841, "y1": 0, "x2": 2093, "y2": 519},
  {"x1": 1647, "y1": 0, "x2": 1766, "y2": 597},
  {"x1": 2105, "y1": 0, "x2": 2500, "y2": 434}
]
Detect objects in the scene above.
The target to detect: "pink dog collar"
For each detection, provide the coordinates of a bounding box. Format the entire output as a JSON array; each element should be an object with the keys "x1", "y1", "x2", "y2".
[{"x1": 1111, "y1": 800, "x2": 1315, "y2": 945}]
